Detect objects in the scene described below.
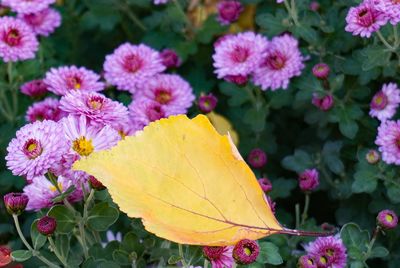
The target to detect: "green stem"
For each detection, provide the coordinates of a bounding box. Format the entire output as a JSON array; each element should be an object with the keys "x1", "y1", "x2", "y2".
[
  {"x1": 79, "y1": 222, "x2": 89, "y2": 260},
  {"x1": 172, "y1": 0, "x2": 194, "y2": 32},
  {"x1": 301, "y1": 194, "x2": 310, "y2": 225},
  {"x1": 394, "y1": 25, "x2": 399, "y2": 47},
  {"x1": 376, "y1": 30, "x2": 396, "y2": 51},
  {"x1": 295, "y1": 203, "x2": 300, "y2": 229},
  {"x1": 12, "y1": 215, "x2": 60, "y2": 268},
  {"x1": 120, "y1": 1, "x2": 147, "y2": 31},
  {"x1": 283, "y1": 0, "x2": 300, "y2": 26},
  {"x1": 364, "y1": 227, "x2": 380, "y2": 262},
  {"x1": 178, "y1": 244, "x2": 188, "y2": 268},
  {"x1": 203, "y1": 259, "x2": 209, "y2": 268},
  {"x1": 48, "y1": 236, "x2": 68, "y2": 267}
]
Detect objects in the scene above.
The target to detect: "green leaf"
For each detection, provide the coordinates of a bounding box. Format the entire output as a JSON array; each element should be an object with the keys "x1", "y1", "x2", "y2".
[
  {"x1": 281, "y1": 150, "x2": 313, "y2": 173},
  {"x1": 352, "y1": 168, "x2": 378, "y2": 193},
  {"x1": 31, "y1": 220, "x2": 47, "y2": 250},
  {"x1": 168, "y1": 255, "x2": 183, "y2": 265},
  {"x1": 293, "y1": 25, "x2": 319, "y2": 44},
  {"x1": 48, "y1": 205, "x2": 76, "y2": 234},
  {"x1": 269, "y1": 178, "x2": 297, "y2": 199},
  {"x1": 386, "y1": 183, "x2": 400, "y2": 203},
  {"x1": 256, "y1": 13, "x2": 287, "y2": 36},
  {"x1": 11, "y1": 250, "x2": 32, "y2": 262},
  {"x1": 370, "y1": 246, "x2": 389, "y2": 259},
  {"x1": 322, "y1": 141, "x2": 344, "y2": 175},
  {"x1": 339, "y1": 118, "x2": 358, "y2": 139},
  {"x1": 56, "y1": 234, "x2": 71, "y2": 261},
  {"x1": 359, "y1": 45, "x2": 391, "y2": 71},
  {"x1": 121, "y1": 232, "x2": 145, "y2": 256},
  {"x1": 243, "y1": 107, "x2": 268, "y2": 132},
  {"x1": 257, "y1": 242, "x2": 283, "y2": 265},
  {"x1": 219, "y1": 82, "x2": 250, "y2": 106},
  {"x1": 87, "y1": 202, "x2": 119, "y2": 231},
  {"x1": 52, "y1": 185, "x2": 76, "y2": 203},
  {"x1": 113, "y1": 250, "x2": 131, "y2": 265},
  {"x1": 340, "y1": 223, "x2": 370, "y2": 261}
]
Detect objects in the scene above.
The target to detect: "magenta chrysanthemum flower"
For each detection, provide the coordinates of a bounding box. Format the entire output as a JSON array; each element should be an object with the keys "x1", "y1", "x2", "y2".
[
  {"x1": 375, "y1": 120, "x2": 400, "y2": 165},
  {"x1": 20, "y1": 79, "x2": 48, "y2": 98},
  {"x1": 198, "y1": 93, "x2": 218, "y2": 114},
  {"x1": 298, "y1": 168, "x2": 320, "y2": 192},
  {"x1": 44, "y1": 65, "x2": 105, "y2": 96},
  {"x1": 377, "y1": 209, "x2": 398, "y2": 229},
  {"x1": 6, "y1": 120, "x2": 69, "y2": 181},
  {"x1": 103, "y1": 43, "x2": 165, "y2": 93},
  {"x1": 128, "y1": 99, "x2": 168, "y2": 131},
  {"x1": 134, "y1": 74, "x2": 195, "y2": 115},
  {"x1": 0, "y1": 16, "x2": 39, "y2": 62},
  {"x1": 345, "y1": 1, "x2": 387, "y2": 38},
  {"x1": 2, "y1": 0, "x2": 55, "y2": 14},
  {"x1": 202, "y1": 246, "x2": 234, "y2": 268},
  {"x1": 3, "y1": 193, "x2": 29, "y2": 215},
  {"x1": 59, "y1": 90, "x2": 129, "y2": 129},
  {"x1": 23, "y1": 175, "x2": 83, "y2": 211},
  {"x1": 258, "y1": 177, "x2": 272, "y2": 193},
  {"x1": 217, "y1": 0, "x2": 243, "y2": 25},
  {"x1": 253, "y1": 34, "x2": 305, "y2": 91},
  {"x1": 312, "y1": 94, "x2": 334, "y2": 111},
  {"x1": 298, "y1": 255, "x2": 317, "y2": 268},
  {"x1": 18, "y1": 8, "x2": 61, "y2": 37},
  {"x1": 369, "y1": 83, "x2": 400, "y2": 121},
  {"x1": 312, "y1": 63, "x2": 330, "y2": 79},
  {"x1": 160, "y1": 48, "x2": 181, "y2": 68},
  {"x1": 372, "y1": 0, "x2": 400, "y2": 25},
  {"x1": 26, "y1": 97, "x2": 67, "y2": 123},
  {"x1": 232, "y1": 239, "x2": 260, "y2": 265},
  {"x1": 304, "y1": 235, "x2": 347, "y2": 268},
  {"x1": 213, "y1": 32, "x2": 268, "y2": 80},
  {"x1": 247, "y1": 148, "x2": 267, "y2": 168},
  {"x1": 154, "y1": 0, "x2": 169, "y2": 4}
]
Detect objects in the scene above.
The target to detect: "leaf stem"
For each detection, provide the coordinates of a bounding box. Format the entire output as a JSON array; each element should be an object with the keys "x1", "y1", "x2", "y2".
[
  {"x1": 48, "y1": 236, "x2": 68, "y2": 267},
  {"x1": 364, "y1": 226, "x2": 380, "y2": 261},
  {"x1": 283, "y1": 0, "x2": 300, "y2": 26},
  {"x1": 172, "y1": 0, "x2": 194, "y2": 33},
  {"x1": 295, "y1": 203, "x2": 300, "y2": 229},
  {"x1": 376, "y1": 30, "x2": 396, "y2": 51},
  {"x1": 178, "y1": 244, "x2": 188, "y2": 268},
  {"x1": 203, "y1": 259, "x2": 209, "y2": 268},
  {"x1": 301, "y1": 194, "x2": 310, "y2": 225},
  {"x1": 120, "y1": 1, "x2": 147, "y2": 31}
]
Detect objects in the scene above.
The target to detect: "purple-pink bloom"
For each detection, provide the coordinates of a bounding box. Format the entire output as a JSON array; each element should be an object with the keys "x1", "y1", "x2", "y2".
[
  {"x1": 377, "y1": 209, "x2": 398, "y2": 229},
  {"x1": 312, "y1": 63, "x2": 330, "y2": 79},
  {"x1": 25, "y1": 97, "x2": 67, "y2": 123},
  {"x1": 59, "y1": 90, "x2": 129, "y2": 129},
  {"x1": 253, "y1": 34, "x2": 305, "y2": 91},
  {"x1": 103, "y1": 43, "x2": 165, "y2": 93},
  {"x1": 217, "y1": 0, "x2": 243, "y2": 25},
  {"x1": 160, "y1": 48, "x2": 181, "y2": 68},
  {"x1": 345, "y1": 1, "x2": 387, "y2": 38},
  {"x1": 134, "y1": 74, "x2": 195, "y2": 116},
  {"x1": 247, "y1": 148, "x2": 267, "y2": 168},
  {"x1": 2, "y1": 0, "x2": 55, "y2": 14},
  {"x1": 44, "y1": 65, "x2": 105, "y2": 96},
  {"x1": 372, "y1": 0, "x2": 400, "y2": 25},
  {"x1": 6, "y1": 120, "x2": 69, "y2": 181},
  {"x1": 312, "y1": 94, "x2": 334, "y2": 111},
  {"x1": 202, "y1": 246, "x2": 234, "y2": 268},
  {"x1": 154, "y1": 0, "x2": 169, "y2": 4},
  {"x1": 20, "y1": 79, "x2": 48, "y2": 98},
  {"x1": 304, "y1": 235, "x2": 347, "y2": 268},
  {"x1": 298, "y1": 168, "x2": 319, "y2": 192},
  {"x1": 369, "y1": 83, "x2": 400, "y2": 121},
  {"x1": 0, "y1": 16, "x2": 39, "y2": 62},
  {"x1": 18, "y1": 8, "x2": 61, "y2": 37},
  {"x1": 258, "y1": 178, "x2": 272, "y2": 193},
  {"x1": 213, "y1": 32, "x2": 268, "y2": 80},
  {"x1": 37, "y1": 216, "x2": 57, "y2": 236},
  {"x1": 375, "y1": 120, "x2": 400, "y2": 165},
  {"x1": 198, "y1": 93, "x2": 218, "y2": 114},
  {"x1": 232, "y1": 239, "x2": 259, "y2": 265},
  {"x1": 224, "y1": 74, "x2": 248, "y2": 85},
  {"x1": 3, "y1": 193, "x2": 29, "y2": 215},
  {"x1": 128, "y1": 99, "x2": 168, "y2": 131},
  {"x1": 298, "y1": 255, "x2": 317, "y2": 268}
]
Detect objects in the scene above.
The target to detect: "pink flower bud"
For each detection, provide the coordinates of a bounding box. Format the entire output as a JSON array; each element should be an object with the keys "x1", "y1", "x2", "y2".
[
  {"x1": 312, "y1": 63, "x2": 330, "y2": 79},
  {"x1": 160, "y1": 49, "x2": 181, "y2": 69},
  {"x1": 20, "y1": 79, "x2": 48, "y2": 98},
  {"x1": 366, "y1": 149, "x2": 380, "y2": 164},
  {"x1": 3, "y1": 193, "x2": 28, "y2": 215},
  {"x1": 217, "y1": 0, "x2": 243, "y2": 25},
  {"x1": 377, "y1": 210, "x2": 398, "y2": 229},
  {"x1": 258, "y1": 178, "x2": 272, "y2": 193},
  {"x1": 298, "y1": 168, "x2": 319, "y2": 192},
  {"x1": 37, "y1": 216, "x2": 57, "y2": 236},
  {"x1": 233, "y1": 239, "x2": 259, "y2": 265},
  {"x1": 312, "y1": 94, "x2": 334, "y2": 111},
  {"x1": 198, "y1": 94, "x2": 218, "y2": 114},
  {"x1": 247, "y1": 148, "x2": 267, "y2": 169}
]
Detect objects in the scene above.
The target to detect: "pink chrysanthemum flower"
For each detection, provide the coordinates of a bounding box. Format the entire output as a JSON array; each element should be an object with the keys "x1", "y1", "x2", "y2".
[
  {"x1": 25, "y1": 97, "x2": 67, "y2": 123},
  {"x1": 103, "y1": 43, "x2": 165, "y2": 93},
  {"x1": 128, "y1": 100, "x2": 168, "y2": 131},
  {"x1": 213, "y1": 32, "x2": 268, "y2": 80},
  {"x1": 20, "y1": 79, "x2": 48, "y2": 98},
  {"x1": 59, "y1": 90, "x2": 129, "y2": 129},
  {"x1": 18, "y1": 8, "x2": 61, "y2": 37},
  {"x1": 6, "y1": 120, "x2": 69, "y2": 181},
  {"x1": 371, "y1": 0, "x2": 400, "y2": 25},
  {"x1": 369, "y1": 83, "x2": 400, "y2": 121},
  {"x1": 2, "y1": 0, "x2": 55, "y2": 14},
  {"x1": 154, "y1": 0, "x2": 169, "y2": 4},
  {"x1": 304, "y1": 235, "x2": 347, "y2": 268},
  {"x1": 134, "y1": 74, "x2": 195, "y2": 115},
  {"x1": 44, "y1": 65, "x2": 105, "y2": 96},
  {"x1": 0, "y1": 16, "x2": 39, "y2": 62},
  {"x1": 202, "y1": 246, "x2": 234, "y2": 268},
  {"x1": 23, "y1": 175, "x2": 84, "y2": 211},
  {"x1": 253, "y1": 34, "x2": 305, "y2": 91},
  {"x1": 377, "y1": 209, "x2": 398, "y2": 229},
  {"x1": 345, "y1": 1, "x2": 387, "y2": 38},
  {"x1": 375, "y1": 120, "x2": 400, "y2": 165}
]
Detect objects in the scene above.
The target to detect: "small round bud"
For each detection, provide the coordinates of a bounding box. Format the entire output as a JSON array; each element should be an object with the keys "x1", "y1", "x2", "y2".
[
  {"x1": 298, "y1": 169, "x2": 319, "y2": 192},
  {"x1": 258, "y1": 178, "x2": 272, "y2": 193},
  {"x1": 233, "y1": 239, "x2": 259, "y2": 265},
  {"x1": 377, "y1": 209, "x2": 398, "y2": 229},
  {"x1": 247, "y1": 148, "x2": 267, "y2": 169},
  {"x1": 312, "y1": 63, "x2": 330, "y2": 79},
  {"x1": 309, "y1": 1, "x2": 320, "y2": 12},
  {"x1": 89, "y1": 176, "x2": 106, "y2": 191},
  {"x1": 366, "y1": 149, "x2": 380, "y2": 164},
  {"x1": 20, "y1": 79, "x2": 48, "y2": 98},
  {"x1": 37, "y1": 216, "x2": 57, "y2": 236},
  {"x1": 3, "y1": 193, "x2": 28, "y2": 215},
  {"x1": 0, "y1": 245, "x2": 12, "y2": 267},
  {"x1": 312, "y1": 94, "x2": 334, "y2": 111},
  {"x1": 198, "y1": 94, "x2": 218, "y2": 114},
  {"x1": 217, "y1": 0, "x2": 243, "y2": 25},
  {"x1": 160, "y1": 49, "x2": 181, "y2": 69},
  {"x1": 224, "y1": 74, "x2": 248, "y2": 85},
  {"x1": 321, "y1": 222, "x2": 336, "y2": 232},
  {"x1": 370, "y1": 90, "x2": 388, "y2": 111},
  {"x1": 298, "y1": 255, "x2": 317, "y2": 268}
]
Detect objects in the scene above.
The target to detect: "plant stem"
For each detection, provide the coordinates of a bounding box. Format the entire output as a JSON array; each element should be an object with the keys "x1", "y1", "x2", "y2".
[
  {"x1": 295, "y1": 203, "x2": 300, "y2": 229},
  {"x1": 283, "y1": 0, "x2": 300, "y2": 26},
  {"x1": 301, "y1": 194, "x2": 310, "y2": 225},
  {"x1": 178, "y1": 244, "x2": 188, "y2": 268},
  {"x1": 79, "y1": 221, "x2": 89, "y2": 260},
  {"x1": 172, "y1": 0, "x2": 194, "y2": 33},
  {"x1": 48, "y1": 236, "x2": 68, "y2": 267},
  {"x1": 203, "y1": 259, "x2": 209, "y2": 268},
  {"x1": 364, "y1": 226, "x2": 380, "y2": 261},
  {"x1": 120, "y1": 1, "x2": 147, "y2": 31},
  {"x1": 376, "y1": 31, "x2": 396, "y2": 51},
  {"x1": 394, "y1": 25, "x2": 399, "y2": 47},
  {"x1": 12, "y1": 215, "x2": 60, "y2": 268}
]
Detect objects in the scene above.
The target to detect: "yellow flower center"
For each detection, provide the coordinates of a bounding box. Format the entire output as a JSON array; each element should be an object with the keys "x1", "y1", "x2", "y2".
[
  {"x1": 49, "y1": 182, "x2": 63, "y2": 192},
  {"x1": 319, "y1": 256, "x2": 327, "y2": 264},
  {"x1": 386, "y1": 214, "x2": 393, "y2": 222},
  {"x1": 27, "y1": 142, "x2": 37, "y2": 152},
  {"x1": 72, "y1": 136, "x2": 94, "y2": 156},
  {"x1": 244, "y1": 247, "x2": 251, "y2": 256}
]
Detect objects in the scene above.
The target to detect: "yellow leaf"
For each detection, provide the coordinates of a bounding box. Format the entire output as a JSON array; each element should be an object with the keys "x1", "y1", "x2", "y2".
[
  {"x1": 74, "y1": 115, "x2": 289, "y2": 245},
  {"x1": 207, "y1": 111, "x2": 239, "y2": 146}
]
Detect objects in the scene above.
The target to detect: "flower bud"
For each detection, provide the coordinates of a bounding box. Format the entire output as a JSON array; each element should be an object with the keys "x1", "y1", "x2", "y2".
[
  {"x1": 3, "y1": 193, "x2": 28, "y2": 215},
  {"x1": 202, "y1": 246, "x2": 225, "y2": 261},
  {"x1": 37, "y1": 216, "x2": 57, "y2": 236},
  {"x1": 217, "y1": 0, "x2": 243, "y2": 25},
  {"x1": 312, "y1": 63, "x2": 330, "y2": 79},
  {"x1": 198, "y1": 94, "x2": 218, "y2": 114},
  {"x1": 247, "y1": 148, "x2": 267, "y2": 169},
  {"x1": 312, "y1": 94, "x2": 334, "y2": 111},
  {"x1": 160, "y1": 49, "x2": 181, "y2": 69},
  {"x1": 89, "y1": 175, "x2": 106, "y2": 191},
  {"x1": 321, "y1": 222, "x2": 336, "y2": 232},
  {"x1": 258, "y1": 178, "x2": 272, "y2": 193},
  {"x1": 20, "y1": 79, "x2": 48, "y2": 98},
  {"x1": 377, "y1": 209, "x2": 398, "y2": 229},
  {"x1": 366, "y1": 149, "x2": 380, "y2": 164},
  {"x1": 298, "y1": 255, "x2": 317, "y2": 268},
  {"x1": 298, "y1": 169, "x2": 319, "y2": 192},
  {"x1": 309, "y1": 1, "x2": 320, "y2": 12},
  {"x1": 224, "y1": 74, "x2": 248, "y2": 85},
  {"x1": 0, "y1": 245, "x2": 12, "y2": 267},
  {"x1": 233, "y1": 239, "x2": 259, "y2": 265}
]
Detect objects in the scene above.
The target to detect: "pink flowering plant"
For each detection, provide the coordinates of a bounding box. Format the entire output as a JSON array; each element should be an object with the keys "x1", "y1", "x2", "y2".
[{"x1": 0, "y1": 0, "x2": 399, "y2": 267}]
